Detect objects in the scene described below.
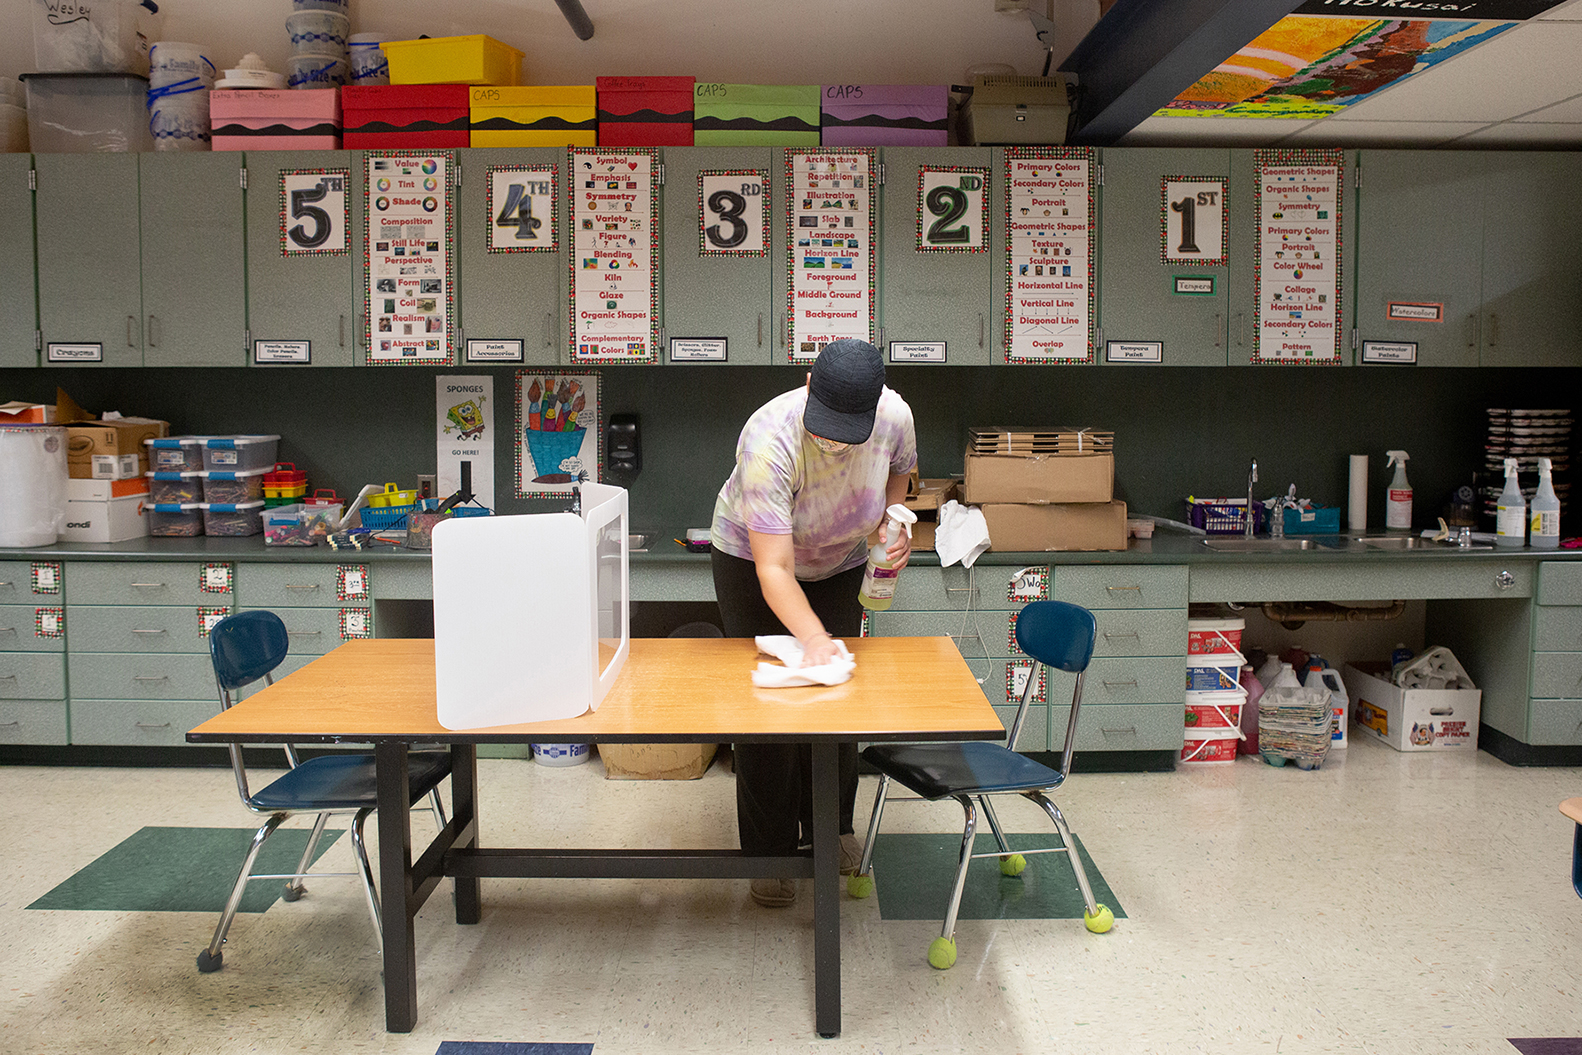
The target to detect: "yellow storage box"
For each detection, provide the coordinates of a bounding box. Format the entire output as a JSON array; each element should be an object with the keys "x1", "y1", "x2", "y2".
[
  {"x1": 470, "y1": 85, "x2": 596, "y2": 146},
  {"x1": 382, "y1": 34, "x2": 523, "y2": 86}
]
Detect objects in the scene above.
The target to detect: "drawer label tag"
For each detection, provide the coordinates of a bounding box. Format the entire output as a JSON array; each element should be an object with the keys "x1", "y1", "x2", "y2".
[
  {"x1": 198, "y1": 607, "x2": 230, "y2": 636},
  {"x1": 337, "y1": 565, "x2": 369, "y2": 600},
  {"x1": 341, "y1": 608, "x2": 371, "y2": 639},
  {"x1": 36, "y1": 607, "x2": 64, "y2": 638},
  {"x1": 1007, "y1": 659, "x2": 1046, "y2": 704},
  {"x1": 1008, "y1": 566, "x2": 1048, "y2": 603},
  {"x1": 201, "y1": 564, "x2": 233, "y2": 594},
  {"x1": 31, "y1": 562, "x2": 61, "y2": 595}
]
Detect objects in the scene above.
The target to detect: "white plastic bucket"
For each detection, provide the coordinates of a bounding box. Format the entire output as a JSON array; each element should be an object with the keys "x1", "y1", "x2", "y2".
[
  {"x1": 1186, "y1": 650, "x2": 1244, "y2": 692},
  {"x1": 1180, "y1": 727, "x2": 1240, "y2": 766},
  {"x1": 148, "y1": 41, "x2": 216, "y2": 87},
  {"x1": 532, "y1": 743, "x2": 590, "y2": 767},
  {"x1": 348, "y1": 34, "x2": 390, "y2": 85},
  {"x1": 147, "y1": 80, "x2": 209, "y2": 150},
  {"x1": 1185, "y1": 688, "x2": 1246, "y2": 732},
  {"x1": 1186, "y1": 616, "x2": 1244, "y2": 656},
  {"x1": 0, "y1": 426, "x2": 68, "y2": 547}
]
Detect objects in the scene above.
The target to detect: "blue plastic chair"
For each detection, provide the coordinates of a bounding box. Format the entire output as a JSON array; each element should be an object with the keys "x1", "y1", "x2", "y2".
[
  {"x1": 1563, "y1": 798, "x2": 1582, "y2": 900},
  {"x1": 196, "y1": 610, "x2": 451, "y2": 973},
  {"x1": 849, "y1": 600, "x2": 1113, "y2": 969}
]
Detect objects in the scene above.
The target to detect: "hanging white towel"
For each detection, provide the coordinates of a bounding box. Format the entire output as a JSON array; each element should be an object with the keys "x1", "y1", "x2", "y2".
[
  {"x1": 751, "y1": 635, "x2": 856, "y2": 687},
  {"x1": 936, "y1": 499, "x2": 991, "y2": 568}
]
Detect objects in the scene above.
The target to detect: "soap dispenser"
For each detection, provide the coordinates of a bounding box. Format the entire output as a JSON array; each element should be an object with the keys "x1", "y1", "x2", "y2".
[{"x1": 1495, "y1": 457, "x2": 1526, "y2": 548}]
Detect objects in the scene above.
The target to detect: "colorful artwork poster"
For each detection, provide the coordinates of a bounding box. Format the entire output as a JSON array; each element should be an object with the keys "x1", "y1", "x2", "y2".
[
  {"x1": 1162, "y1": 177, "x2": 1228, "y2": 266},
  {"x1": 917, "y1": 166, "x2": 989, "y2": 252},
  {"x1": 569, "y1": 148, "x2": 659, "y2": 364},
  {"x1": 365, "y1": 152, "x2": 455, "y2": 366},
  {"x1": 516, "y1": 370, "x2": 601, "y2": 499},
  {"x1": 1254, "y1": 149, "x2": 1343, "y2": 364},
  {"x1": 1004, "y1": 147, "x2": 1094, "y2": 363},
  {"x1": 785, "y1": 148, "x2": 875, "y2": 362},
  {"x1": 488, "y1": 165, "x2": 557, "y2": 253},
  {"x1": 700, "y1": 169, "x2": 769, "y2": 256},
  {"x1": 281, "y1": 168, "x2": 349, "y2": 256},
  {"x1": 1156, "y1": 16, "x2": 1516, "y2": 120}
]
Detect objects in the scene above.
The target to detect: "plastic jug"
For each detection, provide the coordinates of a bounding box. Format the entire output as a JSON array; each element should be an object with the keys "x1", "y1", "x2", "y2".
[
  {"x1": 1238, "y1": 664, "x2": 1263, "y2": 756},
  {"x1": 1304, "y1": 663, "x2": 1349, "y2": 747}
]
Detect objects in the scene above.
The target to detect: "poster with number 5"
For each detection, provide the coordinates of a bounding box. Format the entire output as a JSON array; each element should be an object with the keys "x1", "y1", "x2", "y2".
[{"x1": 281, "y1": 169, "x2": 349, "y2": 256}]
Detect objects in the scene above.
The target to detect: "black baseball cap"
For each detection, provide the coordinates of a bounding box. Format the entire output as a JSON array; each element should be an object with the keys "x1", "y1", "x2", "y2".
[{"x1": 803, "y1": 339, "x2": 885, "y2": 445}]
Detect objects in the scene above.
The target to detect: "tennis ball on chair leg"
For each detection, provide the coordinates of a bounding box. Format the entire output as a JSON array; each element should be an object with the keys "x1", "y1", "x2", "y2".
[
  {"x1": 847, "y1": 873, "x2": 874, "y2": 899},
  {"x1": 1084, "y1": 903, "x2": 1115, "y2": 933},
  {"x1": 927, "y1": 936, "x2": 957, "y2": 970},
  {"x1": 999, "y1": 853, "x2": 1026, "y2": 876}
]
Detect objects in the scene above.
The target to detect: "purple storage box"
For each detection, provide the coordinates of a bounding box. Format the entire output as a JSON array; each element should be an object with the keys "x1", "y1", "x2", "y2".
[{"x1": 820, "y1": 84, "x2": 948, "y2": 146}]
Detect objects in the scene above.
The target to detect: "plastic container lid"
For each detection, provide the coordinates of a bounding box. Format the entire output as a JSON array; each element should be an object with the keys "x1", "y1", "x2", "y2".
[
  {"x1": 215, "y1": 53, "x2": 285, "y2": 90},
  {"x1": 200, "y1": 466, "x2": 270, "y2": 480}
]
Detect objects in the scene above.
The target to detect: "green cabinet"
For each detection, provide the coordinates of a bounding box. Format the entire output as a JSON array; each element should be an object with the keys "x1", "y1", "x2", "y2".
[
  {"x1": 0, "y1": 155, "x2": 36, "y2": 368},
  {"x1": 139, "y1": 153, "x2": 246, "y2": 366}
]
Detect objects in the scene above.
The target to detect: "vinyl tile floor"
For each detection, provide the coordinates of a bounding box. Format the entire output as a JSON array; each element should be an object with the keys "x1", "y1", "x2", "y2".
[{"x1": 3, "y1": 736, "x2": 1581, "y2": 1055}]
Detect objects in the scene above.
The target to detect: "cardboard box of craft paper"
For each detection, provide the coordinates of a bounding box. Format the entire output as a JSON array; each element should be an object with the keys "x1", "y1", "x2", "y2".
[
  {"x1": 599, "y1": 742, "x2": 718, "y2": 780},
  {"x1": 961, "y1": 451, "x2": 1113, "y2": 505},
  {"x1": 1341, "y1": 662, "x2": 1481, "y2": 753},
  {"x1": 980, "y1": 500, "x2": 1127, "y2": 552},
  {"x1": 61, "y1": 493, "x2": 148, "y2": 543}
]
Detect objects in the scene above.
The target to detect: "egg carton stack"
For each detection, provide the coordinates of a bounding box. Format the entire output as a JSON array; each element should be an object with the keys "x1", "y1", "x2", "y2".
[
  {"x1": 285, "y1": 0, "x2": 350, "y2": 90},
  {"x1": 1482, "y1": 407, "x2": 1572, "y2": 532}
]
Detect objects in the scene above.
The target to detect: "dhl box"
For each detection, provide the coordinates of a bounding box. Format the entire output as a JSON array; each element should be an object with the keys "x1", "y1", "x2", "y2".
[
  {"x1": 597, "y1": 76, "x2": 694, "y2": 146},
  {"x1": 693, "y1": 83, "x2": 820, "y2": 146},
  {"x1": 342, "y1": 84, "x2": 469, "y2": 149},
  {"x1": 210, "y1": 89, "x2": 341, "y2": 151},
  {"x1": 821, "y1": 84, "x2": 948, "y2": 146},
  {"x1": 470, "y1": 85, "x2": 596, "y2": 147},
  {"x1": 980, "y1": 500, "x2": 1127, "y2": 552},
  {"x1": 65, "y1": 417, "x2": 168, "y2": 480}
]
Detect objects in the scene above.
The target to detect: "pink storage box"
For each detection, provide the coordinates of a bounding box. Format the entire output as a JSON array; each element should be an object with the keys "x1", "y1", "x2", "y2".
[
  {"x1": 820, "y1": 84, "x2": 948, "y2": 146},
  {"x1": 210, "y1": 89, "x2": 342, "y2": 150}
]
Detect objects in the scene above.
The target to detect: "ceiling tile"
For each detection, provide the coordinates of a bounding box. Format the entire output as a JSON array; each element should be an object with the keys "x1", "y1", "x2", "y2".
[
  {"x1": 1117, "y1": 116, "x2": 1311, "y2": 146},
  {"x1": 1276, "y1": 119, "x2": 1490, "y2": 147},
  {"x1": 1514, "y1": 92, "x2": 1582, "y2": 121},
  {"x1": 1449, "y1": 121, "x2": 1582, "y2": 146}
]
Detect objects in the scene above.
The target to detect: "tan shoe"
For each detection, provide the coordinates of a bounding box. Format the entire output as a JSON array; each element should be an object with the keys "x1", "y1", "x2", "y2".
[
  {"x1": 751, "y1": 878, "x2": 796, "y2": 907},
  {"x1": 839, "y1": 833, "x2": 863, "y2": 876}
]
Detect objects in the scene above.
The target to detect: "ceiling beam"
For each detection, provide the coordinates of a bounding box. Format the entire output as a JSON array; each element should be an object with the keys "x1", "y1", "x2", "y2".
[{"x1": 1060, "y1": 0, "x2": 1304, "y2": 145}]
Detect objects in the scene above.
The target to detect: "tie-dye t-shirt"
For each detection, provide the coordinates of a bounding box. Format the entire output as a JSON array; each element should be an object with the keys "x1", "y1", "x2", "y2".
[{"x1": 711, "y1": 385, "x2": 917, "y2": 581}]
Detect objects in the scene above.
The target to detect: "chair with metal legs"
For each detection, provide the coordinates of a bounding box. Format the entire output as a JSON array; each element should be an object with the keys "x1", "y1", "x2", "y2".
[
  {"x1": 848, "y1": 599, "x2": 1114, "y2": 969},
  {"x1": 196, "y1": 610, "x2": 451, "y2": 973},
  {"x1": 1562, "y1": 798, "x2": 1582, "y2": 900}
]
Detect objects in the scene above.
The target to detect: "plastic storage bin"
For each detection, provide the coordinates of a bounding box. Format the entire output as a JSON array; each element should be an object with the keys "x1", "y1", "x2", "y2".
[
  {"x1": 32, "y1": 0, "x2": 158, "y2": 75},
  {"x1": 201, "y1": 501, "x2": 264, "y2": 536},
  {"x1": 146, "y1": 471, "x2": 203, "y2": 504},
  {"x1": 1186, "y1": 615, "x2": 1244, "y2": 656},
  {"x1": 146, "y1": 501, "x2": 203, "y2": 536},
  {"x1": 263, "y1": 504, "x2": 313, "y2": 546},
  {"x1": 381, "y1": 35, "x2": 523, "y2": 86},
  {"x1": 1187, "y1": 497, "x2": 1265, "y2": 535},
  {"x1": 201, "y1": 435, "x2": 280, "y2": 472},
  {"x1": 145, "y1": 436, "x2": 207, "y2": 472},
  {"x1": 201, "y1": 468, "x2": 269, "y2": 504},
  {"x1": 263, "y1": 462, "x2": 308, "y2": 498},
  {"x1": 19, "y1": 72, "x2": 152, "y2": 152}
]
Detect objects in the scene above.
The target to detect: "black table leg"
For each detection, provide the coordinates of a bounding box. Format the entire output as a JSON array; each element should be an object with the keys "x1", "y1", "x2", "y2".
[
  {"x1": 450, "y1": 744, "x2": 480, "y2": 925},
  {"x1": 810, "y1": 741, "x2": 841, "y2": 1038},
  {"x1": 374, "y1": 741, "x2": 418, "y2": 1033}
]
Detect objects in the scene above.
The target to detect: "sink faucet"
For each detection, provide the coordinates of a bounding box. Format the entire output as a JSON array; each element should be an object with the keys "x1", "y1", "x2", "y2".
[{"x1": 1245, "y1": 459, "x2": 1259, "y2": 536}]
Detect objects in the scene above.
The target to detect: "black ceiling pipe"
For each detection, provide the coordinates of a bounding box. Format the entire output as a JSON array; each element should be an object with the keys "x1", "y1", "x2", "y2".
[{"x1": 554, "y1": 0, "x2": 595, "y2": 40}]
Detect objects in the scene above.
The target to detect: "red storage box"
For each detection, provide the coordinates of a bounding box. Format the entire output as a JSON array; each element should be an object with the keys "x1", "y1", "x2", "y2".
[
  {"x1": 596, "y1": 76, "x2": 694, "y2": 146},
  {"x1": 210, "y1": 88, "x2": 341, "y2": 150},
  {"x1": 342, "y1": 84, "x2": 469, "y2": 148},
  {"x1": 821, "y1": 84, "x2": 949, "y2": 146}
]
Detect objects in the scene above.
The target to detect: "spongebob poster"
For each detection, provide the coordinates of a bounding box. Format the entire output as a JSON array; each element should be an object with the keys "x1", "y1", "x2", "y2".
[{"x1": 436, "y1": 376, "x2": 495, "y2": 511}]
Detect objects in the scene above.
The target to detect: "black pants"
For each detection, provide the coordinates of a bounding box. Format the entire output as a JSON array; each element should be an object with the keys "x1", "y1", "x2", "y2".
[{"x1": 711, "y1": 548, "x2": 864, "y2": 855}]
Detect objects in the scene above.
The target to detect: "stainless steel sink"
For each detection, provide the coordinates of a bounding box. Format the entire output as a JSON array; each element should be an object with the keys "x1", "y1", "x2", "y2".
[
  {"x1": 1201, "y1": 537, "x2": 1316, "y2": 552},
  {"x1": 1352, "y1": 535, "x2": 1493, "y2": 551}
]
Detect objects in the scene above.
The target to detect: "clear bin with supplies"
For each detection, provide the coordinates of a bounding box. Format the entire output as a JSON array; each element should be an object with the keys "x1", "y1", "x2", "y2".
[
  {"x1": 202, "y1": 435, "x2": 280, "y2": 472},
  {"x1": 146, "y1": 501, "x2": 203, "y2": 536},
  {"x1": 201, "y1": 500, "x2": 264, "y2": 536},
  {"x1": 201, "y1": 467, "x2": 269, "y2": 504},
  {"x1": 31, "y1": 0, "x2": 159, "y2": 75},
  {"x1": 146, "y1": 470, "x2": 202, "y2": 504},
  {"x1": 145, "y1": 436, "x2": 207, "y2": 472},
  {"x1": 19, "y1": 71, "x2": 152, "y2": 152}
]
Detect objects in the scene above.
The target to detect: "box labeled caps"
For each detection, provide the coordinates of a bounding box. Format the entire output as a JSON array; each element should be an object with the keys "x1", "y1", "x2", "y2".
[
  {"x1": 1341, "y1": 662, "x2": 1481, "y2": 753},
  {"x1": 342, "y1": 84, "x2": 469, "y2": 148},
  {"x1": 469, "y1": 85, "x2": 596, "y2": 147},
  {"x1": 693, "y1": 83, "x2": 820, "y2": 146},
  {"x1": 596, "y1": 76, "x2": 694, "y2": 146},
  {"x1": 210, "y1": 88, "x2": 341, "y2": 150},
  {"x1": 980, "y1": 500, "x2": 1127, "y2": 552},
  {"x1": 821, "y1": 84, "x2": 948, "y2": 146}
]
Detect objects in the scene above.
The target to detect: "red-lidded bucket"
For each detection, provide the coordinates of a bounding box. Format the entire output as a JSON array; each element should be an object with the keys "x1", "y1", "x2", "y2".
[
  {"x1": 1187, "y1": 616, "x2": 1244, "y2": 656},
  {"x1": 1180, "y1": 727, "x2": 1240, "y2": 766}
]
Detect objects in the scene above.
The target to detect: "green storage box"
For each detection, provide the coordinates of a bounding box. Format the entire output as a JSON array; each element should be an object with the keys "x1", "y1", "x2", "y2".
[{"x1": 693, "y1": 83, "x2": 819, "y2": 146}]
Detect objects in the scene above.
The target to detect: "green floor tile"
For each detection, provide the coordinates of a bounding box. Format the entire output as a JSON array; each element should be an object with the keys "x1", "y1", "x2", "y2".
[
  {"x1": 27, "y1": 826, "x2": 344, "y2": 914},
  {"x1": 870, "y1": 832, "x2": 1125, "y2": 922}
]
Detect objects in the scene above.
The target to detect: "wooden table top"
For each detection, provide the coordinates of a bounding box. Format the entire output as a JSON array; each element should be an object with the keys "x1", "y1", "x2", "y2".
[{"x1": 188, "y1": 636, "x2": 1006, "y2": 745}]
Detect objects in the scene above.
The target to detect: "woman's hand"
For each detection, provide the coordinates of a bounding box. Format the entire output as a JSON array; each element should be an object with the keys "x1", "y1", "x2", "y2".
[
  {"x1": 798, "y1": 630, "x2": 841, "y2": 667},
  {"x1": 885, "y1": 525, "x2": 912, "y2": 572}
]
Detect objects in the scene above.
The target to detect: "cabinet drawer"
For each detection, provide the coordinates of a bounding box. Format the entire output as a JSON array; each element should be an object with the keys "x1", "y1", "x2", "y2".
[
  {"x1": 1538, "y1": 562, "x2": 1582, "y2": 606},
  {"x1": 67, "y1": 561, "x2": 228, "y2": 606},
  {"x1": 1050, "y1": 565, "x2": 1188, "y2": 610},
  {"x1": 1531, "y1": 652, "x2": 1582, "y2": 701},
  {"x1": 0, "y1": 652, "x2": 66, "y2": 699},
  {"x1": 1092, "y1": 608, "x2": 1187, "y2": 657},
  {"x1": 1526, "y1": 698, "x2": 1582, "y2": 745},
  {"x1": 0, "y1": 699, "x2": 69, "y2": 745},
  {"x1": 237, "y1": 563, "x2": 371, "y2": 608},
  {"x1": 69, "y1": 699, "x2": 221, "y2": 747},
  {"x1": 243, "y1": 607, "x2": 353, "y2": 655},
  {"x1": 0, "y1": 605, "x2": 66, "y2": 651},
  {"x1": 892, "y1": 566, "x2": 1029, "y2": 611},
  {"x1": 0, "y1": 560, "x2": 63, "y2": 601},
  {"x1": 68, "y1": 652, "x2": 218, "y2": 701},
  {"x1": 1050, "y1": 656, "x2": 1184, "y2": 707},
  {"x1": 992, "y1": 703, "x2": 1184, "y2": 752},
  {"x1": 1533, "y1": 606, "x2": 1582, "y2": 652},
  {"x1": 66, "y1": 605, "x2": 221, "y2": 653}
]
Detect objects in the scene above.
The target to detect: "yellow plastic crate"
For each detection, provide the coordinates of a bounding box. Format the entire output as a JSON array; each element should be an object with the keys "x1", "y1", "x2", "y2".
[
  {"x1": 381, "y1": 34, "x2": 524, "y2": 87},
  {"x1": 470, "y1": 85, "x2": 596, "y2": 146}
]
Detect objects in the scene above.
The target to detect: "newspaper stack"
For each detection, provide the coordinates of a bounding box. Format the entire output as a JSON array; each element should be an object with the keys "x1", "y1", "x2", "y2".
[{"x1": 1258, "y1": 685, "x2": 1333, "y2": 770}]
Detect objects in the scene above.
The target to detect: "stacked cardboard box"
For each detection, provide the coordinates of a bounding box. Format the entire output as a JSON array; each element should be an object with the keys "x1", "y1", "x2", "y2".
[
  {"x1": 865, "y1": 472, "x2": 961, "y2": 552},
  {"x1": 961, "y1": 426, "x2": 1126, "y2": 551}
]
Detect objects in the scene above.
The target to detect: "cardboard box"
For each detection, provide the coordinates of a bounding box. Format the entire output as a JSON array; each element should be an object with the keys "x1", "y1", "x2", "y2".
[
  {"x1": 865, "y1": 476, "x2": 959, "y2": 552},
  {"x1": 469, "y1": 85, "x2": 597, "y2": 146},
  {"x1": 599, "y1": 742, "x2": 718, "y2": 780},
  {"x1": 210, "y1": 88, "x2": 342, "y2": 150},
  {"x1": 342, "y1": 84, "x2": 470, "y2": 148},
  {"x1": 61, "y1": 494, "x2": 148, "y2": 543},
  {"x1": 1341, "y1": 661, "x2": 1481, "y2": 753},
  {"x1": 693, "y1": 83, "x2": 820, "y2": 146},
  {"x1": 0, "y1": 402, "x2": 55, "y2": 424},
  {"x1": 980, "y1": 500, "x2": 1127, "y2": 552},
  {"x1": 597, "y1": 75, "x2": 694, "y2": 146},
  {"x1": 64, "y1": 417, "x2": 169, "y2": 479},
  {"x1": 962, "y1": 451, "x2": 1113, "y2": 505},
  {"x1": 67, "y1": 477, "x2": 149, "y2": 501},
  {"x1": 820, "y1": 84, "x2": 949, "y2": 146}
]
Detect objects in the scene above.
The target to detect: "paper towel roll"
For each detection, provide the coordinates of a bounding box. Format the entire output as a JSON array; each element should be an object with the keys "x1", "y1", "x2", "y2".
[{"x1": 1349, "y1": 454, "x2": 1369, "y2": 532}]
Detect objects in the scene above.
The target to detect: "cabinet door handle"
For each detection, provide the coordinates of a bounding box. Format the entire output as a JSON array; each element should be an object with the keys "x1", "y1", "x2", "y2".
[
  {"x1": 339, "y1": 313, "x2": 346, "y2": 348},
  {"x1": 0, "y1": 673, "x2": 17, "y2": 681},
  {"x1": 545, "y1": 312, "x2": 555, "y2": 349},
  {"x1": 287, "y1": 629, "x2": 323, "y2": 636},
  {"x1": 979, "y1": 313, "x2": 986, "y2": 349},
  {"x1": 757, "y1": 313, "x2": 764, "y2": 348},
  {"x1": 1237, "y1": 312, "x2": 1245, "y2": 347},
  {"x1": 1487, "y1": 312, "x2": 1499, "y2": 348},
  {"x1": 1214, "y1": 312, "x2": 1222, "y2": 349},
  {"x1": 129, "y1": 582, "x2": 167, "y2": 589},
  {"x1": 1101, "y1": 679, "x2": 1138, "y2": 690},
  {"x1": 0, "y1": 627, "x2": 16, "y2": 635},
  {"x1": 283, "y1": 583, "x2": 321, "y2": 590},
  {"x1": 1100, "y1": 726, "x2": 1138, "y2": 737},
  {"x1": 130, "y1": 628, "x2": 167, "y2": 635},
  {"x1": 1466, "y1": 313, "x2": 1479, "y2": 349},
  {"x1": 135, "y1": 722, "x2": 172, "y2": 730},
  {"x1": 0, "y1": 720, "x2": 20, "y2": 729},
  {"x1": 1103, "y1": 584, "x2": 1142, "y2": 594},
  {"x1": 127, "y1": 315, "x2": 137, "y2": 347},
  {"x1": 146, "y1": 315, "x2": 160, "y2": 347},
  {"x1": 132, "y1": 675, "x2": 169, "y2": 681},
  {"x1": 1495, "y1": 570, "x2": 1515, "y2": 590},
  {"x1": 1102, "y1": 630, "x2": 1140, "y2": 641}
]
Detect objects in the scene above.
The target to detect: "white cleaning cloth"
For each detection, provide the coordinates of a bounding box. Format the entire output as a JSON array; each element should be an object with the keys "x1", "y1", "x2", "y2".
[
  {"x1": 935, "y1": 499, "x2": 991, "y2": 568},
  {"x1": 752, "y1": 635, "x2": 856, "y2": 687}
]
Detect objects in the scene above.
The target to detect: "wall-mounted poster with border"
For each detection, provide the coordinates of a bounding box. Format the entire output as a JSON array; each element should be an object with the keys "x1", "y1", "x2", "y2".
[
  {"x1": 1252, "y1": 148, "x2": 1343, "y2": 364},
  {"x1": 785, "y1": 147, "x2": 875, "y2": 362},
  {"x1": 1004, "y1": 146, "x2": 1094, "y2": 362},
  {"x1": 488, "y1": 165, "x2": 557, "y2": 253},
  {"x1": 700, "y1": 169, "x2": 769, "y2": 256},
  {"x1": 1006, "y1": 659, "x2": 1046, "y2": 705},
  {"x1": 917, "y1": 166, "x2": 988, "y2": 252},
  {"x1": 365, "y1": 151, "x2": 456, "y2": 366},
  {"x1": 30, "y1": 561, "x2": 61, "y2": 595},
  {"x1": 569, "y1": 147, "x2": 660, "y2": 364},
  {"x1": 1161, "y1": 176, "x2": 1227, "y2": 266},
  {"x1": 516, "y1": 369, "x2": 601, "y2": 498},
  {"x1": 281, "y1": 168, "x2": 349, "y2": 256}
]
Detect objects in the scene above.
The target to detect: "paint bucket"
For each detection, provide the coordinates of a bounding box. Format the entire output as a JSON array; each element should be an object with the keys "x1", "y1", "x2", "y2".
[{"x1": 532, "y1": 742, "x2": 591, "y2": 767}]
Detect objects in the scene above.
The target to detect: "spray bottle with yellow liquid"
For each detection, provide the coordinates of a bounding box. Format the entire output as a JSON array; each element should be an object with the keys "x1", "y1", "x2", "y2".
[{"x1": 859, "y1": 504, "x2": 918, "y2": 611}]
